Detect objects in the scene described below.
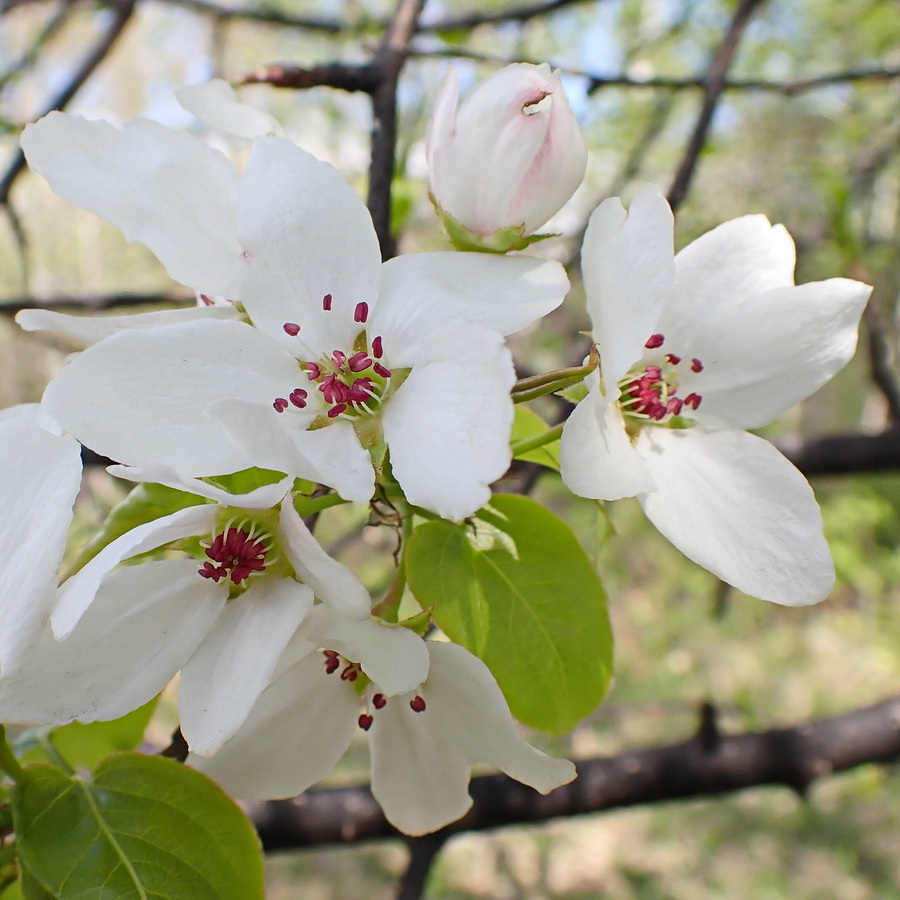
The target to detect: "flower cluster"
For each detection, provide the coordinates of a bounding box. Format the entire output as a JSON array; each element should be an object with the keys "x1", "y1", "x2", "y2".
[{"x1": 0, "y1": 65, "x2": 870, "y2": 840}]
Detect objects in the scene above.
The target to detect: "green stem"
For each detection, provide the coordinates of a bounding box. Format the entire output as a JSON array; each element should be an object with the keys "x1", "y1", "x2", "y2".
[
  {"x1": 0, "y1": 728, "x2": 23, "y2": 782},
  {"x1": 510, "y1": 423, "x2": 564, "y2": 457},
  {"x1": 371, "y1": 500, "x2": 414, "y2": 623},
  {"x1": 511, "y1": 356, "x2": 598, "y2": 404}
]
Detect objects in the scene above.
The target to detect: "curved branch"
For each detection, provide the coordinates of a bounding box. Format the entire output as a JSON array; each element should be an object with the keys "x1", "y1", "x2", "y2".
[
  {"x1": 666, "y1": 0, "x2": 766, "y2": 211},
  {"x1": 0, "y1": 0, "x2": 136, "y2": 206},
  {"x1": 249, "y1": 696, "x2": 900, "y2": 849}
]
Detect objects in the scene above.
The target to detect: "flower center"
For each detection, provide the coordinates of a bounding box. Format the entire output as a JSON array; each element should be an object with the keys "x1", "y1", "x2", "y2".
[
  {"x1": 273, "y1": 295, "x2": 394, "y2": 426},
  {"x1": 198, "y1": 518, "x2": 275, "y2": 587},
  {"x1": 618, "y1": 333, "x2": 703, "y2": 425},
  {"x1": 321, "y1": 649, "x2": 426, "y2": 729}
]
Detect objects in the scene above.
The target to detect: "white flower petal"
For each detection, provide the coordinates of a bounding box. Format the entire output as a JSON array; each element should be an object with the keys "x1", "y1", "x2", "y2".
[
  {"x1": 666, "y1": 215, "x2": 796, "y2": 332},
  {"x1": 278, "y1": 500, "x2": 371, "y2": 619},
  {"x1": 0, "y1": 559, "x2": 225, "y2": 725},
  {"x1": 371, "y1": 642, "x2": 575, "y2": 835},
  {"x1": 210, "y1": 399, "x2": 375, "y2": 503},
  {"x1": 52, "y1": 504, "x2": 217, "y2": 639},
  {"x1": 383, "y1": 321, "x2": 515, "y2": 521},
  {"x1": 237, "y1": 137, "x2": 382, "y2": 352},
  {"x1": 176, "y1": 79, "x2": 284, "y2": 139},
  {"x1": 180, "y1": 578, "x2": 314, "y2": 756},
  {"x1": 636, "y1": 427, "x2": 834, "y2": 605},
  {"x1": 670, "y1": 279, "x2": 871, "y2": 429},
  {"x1": 560, "y1": 385, "x2": 656, "y2": 500},
  {"x1": 21, "y1": 112, "x2": 241, "y2": 298},
  {"x1": 189, "y1": 650, "x2": 358, "y2": 800},
  {"x1": 107, "y1": 463, "x2": 292, "y2": 510},
  {"x1": 0, "y1": 419, "x2": 81, "y2": 674},
  {"x1": 371, "y1": 253, "x2": 568, "y2": 364},
  {"x1": 584, "y1": 186, "x2": 674, "y2": 386},
  {"x1": 43, "y1": 319, "x2": 301, "y2": 477},
  {"x1": 317, "y1": 613, "x2": 430, "y2": 696},
  {"x1": 16, "y1": 305, "x2": 239, "y2": 346},
  {"x1": 0, "y1": 402, "x2": 62, "y2": 434}
]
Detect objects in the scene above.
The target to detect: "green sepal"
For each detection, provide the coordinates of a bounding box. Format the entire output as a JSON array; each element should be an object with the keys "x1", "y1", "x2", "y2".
[
  {"x1": 397, "y1": 606, "x2": 433, "y2": 636},
  {"x1": 557, "y1": 380, "x2": 589, "y2": 405},
  {"x1": 206, "y1": 466, "x2": 286, "y2": 495},
  {"x1": 431, "y1": 195, "x2": 556, "y2": 253},
  {"x1": 405, "y1": 494, "x2": 613, "y2": 734},
  {"x1": 11, "y1": 753, "x2": 265, "y2": 900}
]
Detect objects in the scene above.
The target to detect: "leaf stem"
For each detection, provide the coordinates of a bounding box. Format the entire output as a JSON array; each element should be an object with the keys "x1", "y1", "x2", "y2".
[{"x1": 510, "y1": 423, "x2": 564, "y2": 457}]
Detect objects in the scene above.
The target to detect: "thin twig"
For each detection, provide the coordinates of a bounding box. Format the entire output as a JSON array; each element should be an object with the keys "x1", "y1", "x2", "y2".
[
  {"x1": 667, "y1": 0, "x2": 767, "y2": 212},
  {"x1": 408, "y1": 45, "x2": 900, "y2": 97},
  {"x1": 0, "y1": 0, "x2": 136, "y2": 206}
]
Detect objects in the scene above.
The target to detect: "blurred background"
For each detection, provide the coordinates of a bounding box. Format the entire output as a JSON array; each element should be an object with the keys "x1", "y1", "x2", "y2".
[{"x1": 3, "y1": 0, "x2": 900, "y2": 896}]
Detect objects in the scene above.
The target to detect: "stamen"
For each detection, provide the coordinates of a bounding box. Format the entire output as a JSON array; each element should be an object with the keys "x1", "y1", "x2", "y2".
[
  {"x1": 349, "y1": 352, "x2": 372, "y2": 373},
  {"x1": 340, "y1": 662, "x2": 359, "y2": 682},
  {"x1": 198, "y1": 524, "x2": 269, "y2": 586},
  {"x1": 348, "y1": 378, "x2": 375, "y2": 404},
  {"x1": 273, "y1": 398, "x2": 288, "y2": 413},
  {"x1": 306, "y1": 363, "x2": 322, "y2": 381},
  {"x1": 283, "y1": 322, "x2": 301, "y2": 336},
  {"x1": 372, "y1": 693, "x2": 386, "y2": 709},
  {"x1": 691, "y1": 359, "x2": 704, "y2": 373},
  {"x1": 332, "y1": 350, "x2": 347, "y2": 369},
  {"x1": 327, "y1": 403, "x2": 348, "y2": 418},
  {"x1": 322, "y1": 293, "x2": 333, "y2": 311},
  {"x1": 645, "y1": 334, "x2": 665, "y2": 349},
  {"x1": 684, "y1": 392, "x2": 702, "y2": 409},
  {"x1": 409, "y1": 695, "x2": 426, "y2": 713},
  {"x1": 354, "y1": 302, "x2": 369, "y2": 323},
  {"x1": 373, "y1": 363, "x2": 392, "y2": 379},
  {"x1": 289, "y1": 389, "x2": 308, "y2": 409},
  {"x1": 371, "y1": 336, "x2": 384, "y2": 359},
  {"x1": 666, "y1": 353, "x2": 681, "y2": 365},
  {"x1": 323, "y1": 649, "x2": 340, "y2": 674},
  {"x1": 358, "y1": 714, "x2": 373, "y2": 731}
]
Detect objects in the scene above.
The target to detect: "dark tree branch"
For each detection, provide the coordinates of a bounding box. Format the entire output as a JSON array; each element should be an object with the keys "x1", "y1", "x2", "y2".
[
  {"x1": 4, "y1": 0, "x2": 592, "y2": 33},
  {"x1": 667, "y1": 0, "x2": 766, "y2": 212},
  {"x1": 426, "y1": 0, "x2": 593, "y2": 31},
  {"x1": 0, "y1": 0, "x2": 136, "y2": 206},
  {"x1": 0, "y1": 0, "x2": 75, "y2": 91},
  {"x1": 239, "y1": 63, "x2": 380, "y2": 93},
  {"x1": 250, "y1": 696, "x2": 900, "y2": 850},
  {"x1": 863, "y1": 302, "x2": 900, "y2": 426},
  {"x1": 396, "y1": 833, "x2": 449, "y2": 900},
  {"x1": 366, "y1": 0, "x2": 426, "y2": 260},
  {"x1": 0, "y1": 290, "x2": 193, "y2": 314},
  {"x1": 779, "y1": 429, "x2": 900, "y2": 476}
]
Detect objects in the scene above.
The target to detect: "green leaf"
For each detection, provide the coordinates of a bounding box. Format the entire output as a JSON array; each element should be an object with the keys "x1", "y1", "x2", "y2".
[
  {"x1": 510, "y1": 407, "x2": 561, "y2": 470},
  {"x1": 12, "y1": 754, "x2": 265, "y2": 900},
  {"x1": 67, "y1": 483, "x2": 207, "y2": 575},
  {"x1": 17, "y1": 700, "x2": 157, "y2": 770},
  {"x1": 406, "y1": 495, "x2": 612, "y2": 734}
]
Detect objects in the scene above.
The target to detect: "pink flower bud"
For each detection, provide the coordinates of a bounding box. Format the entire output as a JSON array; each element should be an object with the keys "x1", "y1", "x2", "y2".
[{"x1": 426, "y1": 63, "x2": 587, "y2": 244}]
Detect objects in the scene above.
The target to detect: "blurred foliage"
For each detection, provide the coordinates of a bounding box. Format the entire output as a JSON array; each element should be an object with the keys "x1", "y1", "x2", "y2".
[{"x1": 4, "y1": 0, "x2": 900, "y2": 897}]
